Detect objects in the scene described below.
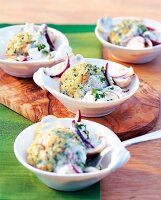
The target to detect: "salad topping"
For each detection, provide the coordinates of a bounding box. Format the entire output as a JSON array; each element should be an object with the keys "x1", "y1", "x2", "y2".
[
  {"x1": 27, "y1": 111, "x2": 105, "y2": 174},
  {"x1": 6, "y1": 23, "x2": 57, "y2": 61},
  {"x1": 97, "y1": 17, "x2": 161, "y2": 49},
  {"x1": 57, "y1": 56, "x2": 135, "y2": 102}
]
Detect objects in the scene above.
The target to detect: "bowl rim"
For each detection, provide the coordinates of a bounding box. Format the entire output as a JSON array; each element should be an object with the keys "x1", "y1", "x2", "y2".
[
  {"x1": 0, "y1": 24, "x2": 69, "y2": 64},
  {"x1": 38, "y1": 58, "x2": 140, "y2": 105},
  {"x1": 95, "y1": 16, "x2": 161, "y2": 51},
  {"x1": 14, "y1": 118, "x2": 124, "y2": 178}
]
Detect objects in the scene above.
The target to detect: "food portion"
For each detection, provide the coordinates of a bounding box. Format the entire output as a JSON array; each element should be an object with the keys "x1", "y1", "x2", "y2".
[
  {"x1": 60, "y1": 62, "x2": 107, "y2": 99},
  {"x1": 6, "y1": 23, "x2": 56, "y2": 61},
  {"x1": 59, "y1": 58, "x2": 134, "y2": 102},
  {"x1": 97, "y1": 17, "x2": 161, "y2": 49},
  {"x1": 27, "y1": 112, "x2": 105, "y2": 174},
  {"x1": 27, "y1": 127, "x2": 86, "y2": 174}
]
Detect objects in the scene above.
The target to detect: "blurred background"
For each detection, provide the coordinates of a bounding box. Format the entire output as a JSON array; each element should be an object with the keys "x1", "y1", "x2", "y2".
[{"x1": 0, "y1": 0, "x2": 160, "y2": 24}]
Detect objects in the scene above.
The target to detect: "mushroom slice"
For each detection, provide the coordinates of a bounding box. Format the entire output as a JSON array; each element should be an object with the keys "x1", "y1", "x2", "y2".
[
  {"x1": 113, "y1": 67, "x2": 135, "y2": 88},
  {"x1": 113, "y1": 76, "x2": 132, "y2": 88},
  {"x1": 126, "y1": 36, "x2": 152, "y2": 49},
  {"x1": 103, "y1": 85, "x2": 123, "y2": 98},
  {"x1": 145, "y1": 37, "x2": 153, "y2": 47},
  {"x1": 87, "y1": 136, "x2": 107, "y2": 156}
]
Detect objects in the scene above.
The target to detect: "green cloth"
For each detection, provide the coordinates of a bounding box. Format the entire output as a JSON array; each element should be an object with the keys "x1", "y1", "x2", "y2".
[{"x1": 0, "y1": 24, "x2": 101, "y2": 200}]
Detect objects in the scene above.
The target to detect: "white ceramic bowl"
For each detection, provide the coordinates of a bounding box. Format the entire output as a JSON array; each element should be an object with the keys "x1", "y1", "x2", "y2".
[
  {"x1": 95, "y1": 17, "x2": 161, "y2": 64},
  {"x1": 0, "y1": 25, "x2": 69, "y2": 77},
  {"x1": 33, "y1": 58, "x2": 139, "y2": 117},
  {"x1": 14, "y1": 116, "x2": 130, "y2": 191}
]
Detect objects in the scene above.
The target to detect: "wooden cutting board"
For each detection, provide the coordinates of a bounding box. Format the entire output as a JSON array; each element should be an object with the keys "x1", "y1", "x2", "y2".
[{"x1": 0, "y1": 67, "x2": 160, "y2": 140}]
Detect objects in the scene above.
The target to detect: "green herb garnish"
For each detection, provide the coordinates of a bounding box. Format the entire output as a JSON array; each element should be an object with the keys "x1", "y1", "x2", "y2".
[
  {"x1": 101, "y1": 66, "x2": 105, "y2": 72},
  {"x1": 137, "y1": 24, "x2": 147, "y2": 34},
  {"x1": 42, "y1": 50, "x2": 49, "y2": 55},
  {"x1": 37, "y1": 43, "x2": 46, "y2": 51},
  {"x1": 92, "y1": 89, "x2": 106, "y2": 101},
  {"x1": 100, "y1": 77, "x2": 106, "y2": 82}
]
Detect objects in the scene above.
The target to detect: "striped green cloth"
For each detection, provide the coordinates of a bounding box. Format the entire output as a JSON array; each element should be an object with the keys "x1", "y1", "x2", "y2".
[{"x1": 0, "y1": 24, "x2": 101, "y2": 200}]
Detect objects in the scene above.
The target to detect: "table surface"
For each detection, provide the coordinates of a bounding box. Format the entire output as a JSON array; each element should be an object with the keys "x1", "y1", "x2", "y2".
[{"x1": 1, "y1": 0, "x2": 161, "y2": 199}]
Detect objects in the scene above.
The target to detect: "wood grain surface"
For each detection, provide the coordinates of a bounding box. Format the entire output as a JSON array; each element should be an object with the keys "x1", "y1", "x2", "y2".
[
  {"x1": 1, "y1": 0, "x2": 161, "y2": 199},
  {"x1": 0, "y1": 68, "x2": 160, "y2": 140},
  {"x1": 101, "y1": 139, "x2": 161, "y2": 200}
]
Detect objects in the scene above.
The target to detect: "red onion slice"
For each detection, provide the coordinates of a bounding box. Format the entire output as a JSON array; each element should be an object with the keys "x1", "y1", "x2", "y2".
[
  {"x1": 43, "y1": 24, "x2": 55, "y2": 51},
  {"x1": 75, "y1": 110, "x2": 81, "y2": 122},
  {"x1": 104, "y1": 63, "x2": 113, "y2": 85},
  {"x1": 71, "y1": 120, "x2": 94, "y2": 149},
  {"x1": 72, "y1": 164, "x2": 81, "y2": 173},
  {"x1": 150, "y1": 39, "x2": 161, "y2": 46},
  {"x1": 50, "y1": 55, "x2": 70, "y2": 78},
  {"x1": 146, "y1": 26, "x2": 156, "y2": 31},
  {"x1": 16, "y1": 56, "x2": 28, "y2": 62},
  {"x1": 140, "y1": 33, "x2": 161, "y2": 46}
]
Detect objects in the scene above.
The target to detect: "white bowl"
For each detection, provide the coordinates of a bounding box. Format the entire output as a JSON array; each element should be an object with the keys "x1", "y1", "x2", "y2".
[
  {"x1": 0, "y1": 25, "x2": 69, "y2": 77},
  {"x1": 95, "y1": 17, "x2": 161, "y2": 64},
  {"x1": 33, "y1": 58, "x2": 139, "y2": 117},
  {"x1": 14, "y1": 116, "x2": 130, "y2": 191}
]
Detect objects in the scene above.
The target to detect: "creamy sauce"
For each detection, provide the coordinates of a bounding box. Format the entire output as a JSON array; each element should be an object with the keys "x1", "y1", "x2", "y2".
[
  {"x1": 27, "y1": 121, "x2": 101, "y2": 174},
  {"x1": 82, "y1": 86, "x2": 124, "y2": 102},
  {"x1": 60, "y1": 62, "x2": 133, "y2": 102}
]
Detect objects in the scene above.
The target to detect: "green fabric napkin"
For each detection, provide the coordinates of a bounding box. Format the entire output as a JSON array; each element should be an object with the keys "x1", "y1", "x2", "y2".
[{"x1": 0, "y1": 24, "x2": 102, "y2": 200}]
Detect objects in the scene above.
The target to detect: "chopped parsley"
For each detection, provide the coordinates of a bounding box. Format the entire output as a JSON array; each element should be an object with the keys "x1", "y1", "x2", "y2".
[
  {"x1": 37, "y1": 43, "x2": 46, "y2": 51},
  {"x1": 76, "y1": 123, "x2": 86, "y2": 130},
  {"x1": 92, "y1": 89, "x2": 106, "y2": 101},
  {"x1": 42, "y1": 50, "x2": 49, "y2": 55},
  {"x1": 137, "y1": 24, "x2": 147, "y2": 34},
  {"x1": 109, "y1": 86, "x2": 114, "y2": 90},
  {"x1": 101, "y1": 66, "x2": 105, "y2": 72},
  {"x1": 76, "y1": 123, "x2": 89, "y2": 138},
  {"x1": 93, "y1": 65, "x2": 98, "y2": 73},
  {"x1": 100, "y1": 77, "x2": 106, "y2": 82}
]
